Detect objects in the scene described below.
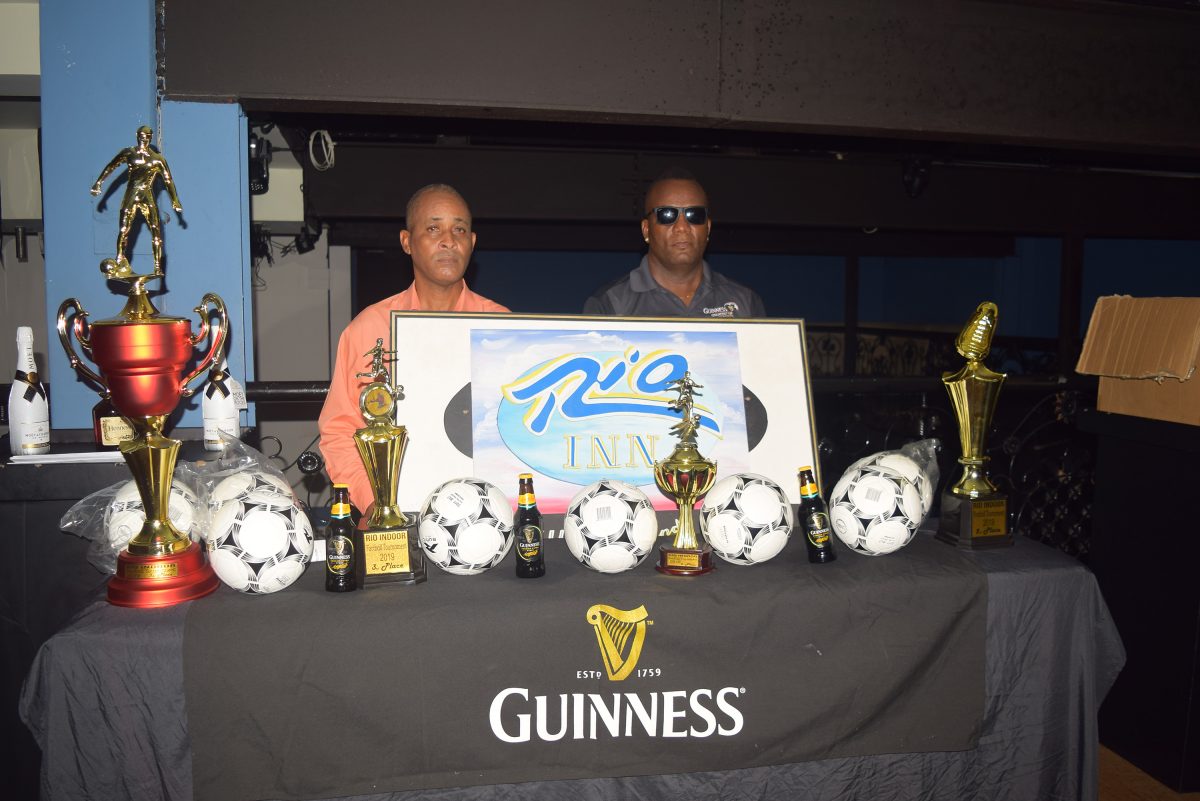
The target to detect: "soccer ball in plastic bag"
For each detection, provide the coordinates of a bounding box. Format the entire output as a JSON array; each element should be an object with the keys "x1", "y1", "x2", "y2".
[
  {"x1": 828, "y1": 457, "x2": 925, "y2": 556},
  {"x1": 564, "y1": 480, "x2": 659, "y2": 573},
  {"x1": 104, "y1": 479, "x2": 202, "y2": 552},
  {"x1": 700, "y1": 473, "x2": 793, "y2": 565},
  {"x1": 206, "y1": 471, "x2": 314, "y2": 593},
  {"x1": 418, "y1": 478, "x2": 515, "y2": 576}
]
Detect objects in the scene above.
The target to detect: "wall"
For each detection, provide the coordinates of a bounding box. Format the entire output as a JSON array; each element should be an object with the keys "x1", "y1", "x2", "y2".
[
  {"x1": 39, "y1": 0, "x2": 253, "y2": 430},
  {"x1": 253, "y1": 231, "x2": 350, "y2": 497}
]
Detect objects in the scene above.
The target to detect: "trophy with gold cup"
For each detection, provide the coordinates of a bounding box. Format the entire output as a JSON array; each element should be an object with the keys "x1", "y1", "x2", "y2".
[
  {"x1": 353, "y1": 339, "x2": 426, "y2": 586},
  {"x1": 57, "y1": 127, "x2": 227, "y2": 607},
  {"x1": 936, "y1": 301, "x2": 1012, "y2": 549},
  {"x1": 654, "y1": 371, "x2": 718, "y2": 575}
]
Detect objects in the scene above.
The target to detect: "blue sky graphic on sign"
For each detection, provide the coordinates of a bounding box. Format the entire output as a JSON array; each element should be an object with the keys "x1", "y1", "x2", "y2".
[{"x1": 470, "y1": 329, "x2": 750, "y2": 512}]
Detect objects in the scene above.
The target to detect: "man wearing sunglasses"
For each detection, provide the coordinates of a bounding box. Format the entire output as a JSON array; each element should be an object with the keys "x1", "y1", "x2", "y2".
[{"x1": 583, "y1": 170, "x2": 765, "y2": 318}]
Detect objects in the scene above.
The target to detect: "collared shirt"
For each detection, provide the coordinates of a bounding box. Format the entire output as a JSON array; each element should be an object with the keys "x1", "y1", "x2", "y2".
[
  {"x1": 582, "y1": 257, "x2": 766, "y2": 318},
  {"x1": 318, "y1": 281, "x2": 509, "y2": 509}
]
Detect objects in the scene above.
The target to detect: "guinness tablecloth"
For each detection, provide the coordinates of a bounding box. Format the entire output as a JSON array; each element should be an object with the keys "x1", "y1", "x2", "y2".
[
  {"x1": 22, "y1": 535, "x2": 1124, "y2": 801},
  {"x1": 181, "y1": 534, "x2": 985, "y2": 801}
]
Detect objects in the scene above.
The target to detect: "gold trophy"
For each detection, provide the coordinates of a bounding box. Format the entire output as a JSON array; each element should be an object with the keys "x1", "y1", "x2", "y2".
[
  {"x1": 353, "y1": 339, "x2": 426, "y2": 585},
  {"x1": 936, "y1": 301, "x2": 1012, "y2": 549},
  {"x1": 654, "y1": 371, "x2": 718, "y2": 575},
  {"x1": 57, "y1": 127, "x2": 226, "y2": 607}
]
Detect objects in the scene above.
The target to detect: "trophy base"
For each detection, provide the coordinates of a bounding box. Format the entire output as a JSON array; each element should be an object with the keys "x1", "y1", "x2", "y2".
[
  {"x1": 108, "y1": 542, "x2": 220, "y2": 607},
  {"x1": 936, "y1": 492, "x2": 1012, "y2": 550},
  {"x1": 357, "y1": 522, "x2": 427, "y2": 586},
  {"x1": 655, "y1": 544, "x2": 716, "y2": 576}
]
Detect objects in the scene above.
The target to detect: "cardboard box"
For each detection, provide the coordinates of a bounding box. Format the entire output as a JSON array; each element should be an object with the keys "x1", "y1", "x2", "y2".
[{"x1": 1076, "y1": 296, "x2": 1200, "y2": 426}]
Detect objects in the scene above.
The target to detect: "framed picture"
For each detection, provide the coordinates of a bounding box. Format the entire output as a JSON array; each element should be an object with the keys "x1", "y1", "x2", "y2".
[{"x1": 389, "y1": 313, "x2": 818, "y2": 514}]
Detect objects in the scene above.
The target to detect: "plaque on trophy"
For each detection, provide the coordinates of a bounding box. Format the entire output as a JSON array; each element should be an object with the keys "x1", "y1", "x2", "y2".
[
  {"x1": 654, "y1": 371, "x2": 718, "y2": 575},
  {"x1": 58, "y1": 126, "x2": 226, "y2": 607},
  {"x1": 353, "y1": 339, "x2": 426, "y2": 586},
  {"x1": 936, "y1": 301, "x2": 1013, "y2": 549}
]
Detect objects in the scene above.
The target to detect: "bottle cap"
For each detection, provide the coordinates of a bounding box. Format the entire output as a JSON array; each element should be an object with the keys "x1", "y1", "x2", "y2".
[
  {"x1": 798, "y1": 465, "x2": 813, "y2": 472},
  {"x1": 333, "y1": 483, "x2": 348, "y2": 489},
  {"x1": 519, "y1": 472, "x2": 533, "y2": 479}
]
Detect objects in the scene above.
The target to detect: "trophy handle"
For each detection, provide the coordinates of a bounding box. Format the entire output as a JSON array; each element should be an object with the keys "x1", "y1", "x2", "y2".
[
  {"x1": 180, "y1": 293, "x2": 228, "y2": 396},
  {"x1": 55, "y1": 298, "x2": 106, "y2": 391}
]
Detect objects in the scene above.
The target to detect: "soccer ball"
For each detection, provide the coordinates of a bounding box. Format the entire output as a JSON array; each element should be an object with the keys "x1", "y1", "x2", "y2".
[
  {"x1": 104, "y1": 478, "x2": 202, "y2": 552},
  {"x1": 700, "y1": 473, "x2": 794, "y2": 565},
  {"x1": 564, "y1": 480, "x2": 659, "y2": 573},
  {"x1": 418, "y1": 478, "x2": 514, "y2": 576},
  {"x1": 205, "y1": 470, "x2": 314, "y2": 593},
  {"x1": 872, "y1": 452, "x2": 935, "y2": 515},
  {"x1": 828, "y1": 458, "x2": 925, "y2": 556}
]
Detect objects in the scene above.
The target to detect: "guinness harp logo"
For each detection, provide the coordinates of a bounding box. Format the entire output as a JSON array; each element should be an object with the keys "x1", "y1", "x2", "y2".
[{"x1": 586, "y1": 604, "x2": 651, "y2": 681}]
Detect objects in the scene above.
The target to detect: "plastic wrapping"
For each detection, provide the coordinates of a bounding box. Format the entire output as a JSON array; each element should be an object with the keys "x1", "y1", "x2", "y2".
[{"x1": 59, "y1": 437, "x2": 295, "y2": 575}]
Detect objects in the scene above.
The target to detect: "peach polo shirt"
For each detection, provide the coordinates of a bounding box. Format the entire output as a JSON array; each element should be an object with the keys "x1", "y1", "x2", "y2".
[{"x1": 317, "y1": 281, "x2": 509, "y2": 510}]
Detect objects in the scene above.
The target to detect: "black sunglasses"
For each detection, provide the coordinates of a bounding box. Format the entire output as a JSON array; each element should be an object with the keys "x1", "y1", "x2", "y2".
[{"x1": 647, "y1": 206, "x2": 708, "y2": 225}]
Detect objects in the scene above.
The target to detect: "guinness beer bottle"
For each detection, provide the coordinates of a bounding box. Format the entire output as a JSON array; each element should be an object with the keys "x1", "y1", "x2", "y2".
[
  {"x1": 515, "y1": 473, "x2": 545, "y2": 578},
  {"x1": 325, "y1": 484, "x2": 358, "y2": 592},
  {"x1": 798, "y1": 466, "x2": 836, "y2": 564}
]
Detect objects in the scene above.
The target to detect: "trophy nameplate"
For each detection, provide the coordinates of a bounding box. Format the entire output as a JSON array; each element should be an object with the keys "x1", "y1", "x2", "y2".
[
  {"x1": 654, "y1": 371, "x2": 717, "y2": 576},
  {"x1": 936, "y1": 301, "x2": 1014, "y2": 550},
  {"x1": 353, "y1": 340, "x2": 426, "y2": 586}
]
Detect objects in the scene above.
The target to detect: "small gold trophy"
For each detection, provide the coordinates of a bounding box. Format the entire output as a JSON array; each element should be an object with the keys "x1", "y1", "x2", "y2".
[
  {"x1": 936, "y1": 301, "x2": 1012, "y2": 549},
  {"x1": 353, "y1": 339, "x2": 426, "y2": 585},
  {"x1": 654, "y1": 371, "x2": 718, "y2": 575}
]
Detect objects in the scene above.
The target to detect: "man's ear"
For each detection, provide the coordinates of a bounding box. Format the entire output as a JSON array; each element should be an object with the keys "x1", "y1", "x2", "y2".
[
  {"x1": 399, "y1": 229, "x2": 411, "y2": 254},
  {"x1": 640, "y1": 218, "x2": 650, "y2": 244},
  {"x1": 471, "y1": 231, "x2": 477, "y2": 251}
]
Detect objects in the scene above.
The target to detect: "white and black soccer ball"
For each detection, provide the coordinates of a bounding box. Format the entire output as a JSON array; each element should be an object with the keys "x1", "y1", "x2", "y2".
[
  {"x1": 872, "y1": 452, "x2": 935, "y2": 515},
  {"x1": 564, "y1": 480, "x2": 659, "y2": 573},
  {"x1": 205, "y1": 470, "x2": 314, "y2": 593},
  {"x1": 418, "y1": 478, "x2": 514, "y2": 576},
  {"x1": 828, "y1": 458, "x2": 925, "y2": 556},
  {"x1": 104, "y1": 478, "x2": 202, "y2": 552},
  {"x1": 700, "y1": 473, "x2": 794, "y2": 566}
]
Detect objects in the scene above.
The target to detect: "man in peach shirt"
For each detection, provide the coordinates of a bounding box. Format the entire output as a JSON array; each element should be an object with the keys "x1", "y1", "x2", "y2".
[{"x1": 318, "y1": 184, "x2": 509, "y2": 510}]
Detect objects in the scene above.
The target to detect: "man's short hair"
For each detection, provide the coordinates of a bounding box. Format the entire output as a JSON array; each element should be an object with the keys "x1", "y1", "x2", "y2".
[
  {"x1": 404, "y1": 183, "x2": 470, "y2": 231},
  {"x1": 643, "y1": 168, "x2": 706, "y2": 212}
]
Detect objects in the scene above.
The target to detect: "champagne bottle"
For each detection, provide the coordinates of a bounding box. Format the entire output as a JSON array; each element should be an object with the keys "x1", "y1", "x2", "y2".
[
  {"x1": 9, "y1": 326, "x2": 50, "y2": 456},
  {"x1": 202, "y1": 358, "x2": 243, "y2": 451}
]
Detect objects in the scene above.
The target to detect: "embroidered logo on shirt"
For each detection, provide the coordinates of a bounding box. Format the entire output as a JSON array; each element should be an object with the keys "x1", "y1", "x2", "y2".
[{"x1": 703, "y1": 302, "x2": 739, "y2": 318}]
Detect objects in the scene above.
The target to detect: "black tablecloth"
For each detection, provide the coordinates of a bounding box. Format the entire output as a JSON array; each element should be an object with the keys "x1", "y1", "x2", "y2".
[{"x1": 21, "y1": 534, "x2": 1125, "y2": 801}]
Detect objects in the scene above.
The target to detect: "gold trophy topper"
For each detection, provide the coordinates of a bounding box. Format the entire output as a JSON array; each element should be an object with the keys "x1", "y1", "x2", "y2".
[
  {"x1": 356, "y1": 338, "x2": 404, "y2": 423},
  {"x1": 91, "y1": 126, "x2": 182, "y2": 285}
]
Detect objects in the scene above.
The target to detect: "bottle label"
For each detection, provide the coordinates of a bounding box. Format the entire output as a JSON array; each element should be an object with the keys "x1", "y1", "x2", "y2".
[
  {"x1": 517, "y1": 524, "x2": 542, "y2": 561},
  {"x1": 326, "y1": 534, "x2": 354, "y2": 575},
  {"x1": 99, "y1": 415, "x2": 135, "y2": 446},
  {"x1": 203, "y1": 417, "x2": 240, "y2": 448},
  {"x1": 806, "y1": 511, "x2": 832, "y2": 546},
  {"x1": 14, "y1": 420, "x2": 50, "y2": 451},
  {"x1": 331, "y1": 502, "x2": 351, "y2": 518},
  {"x1": 518, "y1": 493, "x2": 536, "y2": 506},
  {"x1": 799, "y1": 481, "x2": 819, "y2": 497}
]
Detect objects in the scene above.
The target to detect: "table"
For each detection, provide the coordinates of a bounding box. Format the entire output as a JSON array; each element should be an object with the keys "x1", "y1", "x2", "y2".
[{"x1": 21, "y1": 534, "x2": 1123, "y2": 801}]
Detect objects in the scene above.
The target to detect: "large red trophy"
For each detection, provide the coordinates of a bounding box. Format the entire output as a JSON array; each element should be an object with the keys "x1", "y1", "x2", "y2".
[{"x1": 57, "y1": 126, "x2": 227, "y2": 607}]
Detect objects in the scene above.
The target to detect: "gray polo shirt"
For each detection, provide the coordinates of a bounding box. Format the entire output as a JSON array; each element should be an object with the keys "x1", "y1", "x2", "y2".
[{"x1": 583, "y1": 257, "x2": 767, "y2": 318}]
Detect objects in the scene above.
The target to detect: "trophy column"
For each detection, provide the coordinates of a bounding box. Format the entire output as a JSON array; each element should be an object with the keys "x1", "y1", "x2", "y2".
[{"x1": 936, "y1": 301, "x2": 1013, "y2": 549}]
